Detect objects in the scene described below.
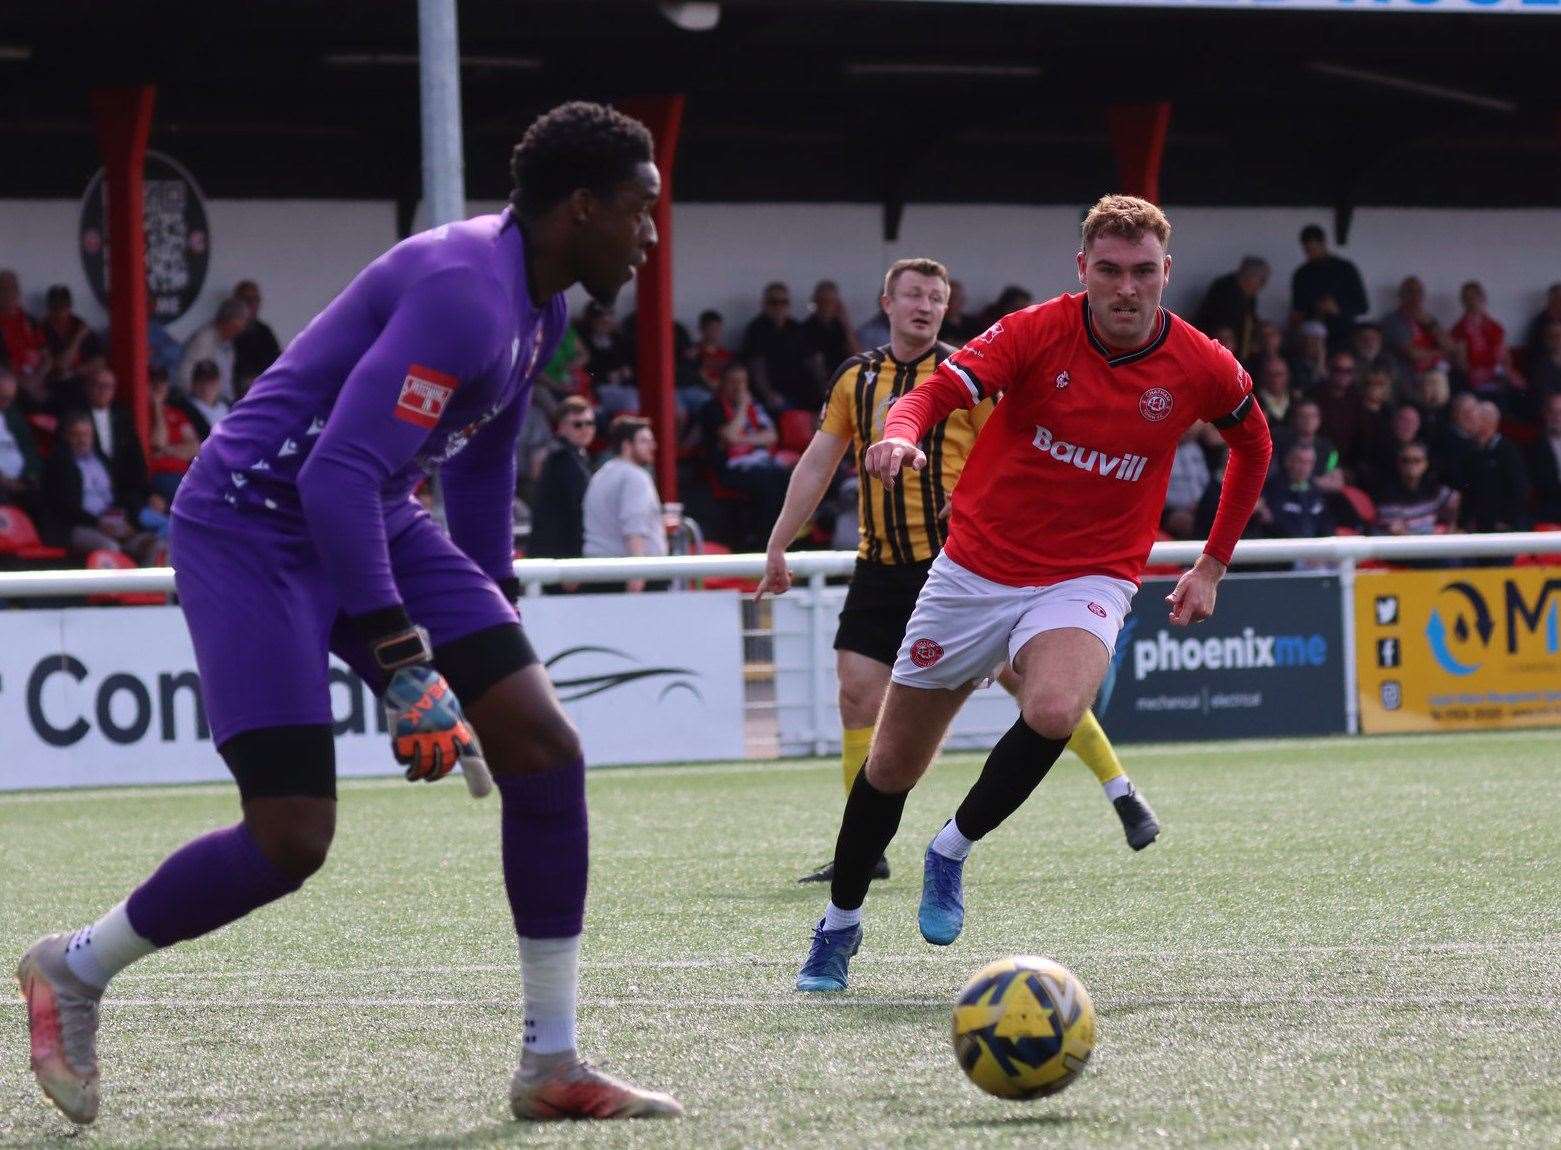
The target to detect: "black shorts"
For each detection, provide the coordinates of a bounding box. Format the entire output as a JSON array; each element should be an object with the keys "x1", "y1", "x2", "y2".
[{"x1": 832, "y1": 557, "x2": 933, "y2": 668}]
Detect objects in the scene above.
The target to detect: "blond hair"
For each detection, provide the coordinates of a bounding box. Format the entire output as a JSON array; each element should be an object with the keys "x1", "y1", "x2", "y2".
[
  {"x1": 882, "y1": 257, "x2": 950, "y2": 298},
  {"x1": 1081, "y1": 194, "x2": 1171, "y2": 251}
]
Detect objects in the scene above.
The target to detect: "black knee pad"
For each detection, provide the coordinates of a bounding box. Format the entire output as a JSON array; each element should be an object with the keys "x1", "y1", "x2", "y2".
[
  {"x1": 434, "y1": 623, "x2": 539, "y2": 710},
  {"x1": 220, "y1": 724, "x2": 337, "y2": 800}
]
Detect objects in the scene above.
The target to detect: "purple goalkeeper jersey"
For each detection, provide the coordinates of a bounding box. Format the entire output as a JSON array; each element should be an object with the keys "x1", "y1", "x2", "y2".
[{"x1": 173, "y1": 208, "x2": 567, "y2": 617}]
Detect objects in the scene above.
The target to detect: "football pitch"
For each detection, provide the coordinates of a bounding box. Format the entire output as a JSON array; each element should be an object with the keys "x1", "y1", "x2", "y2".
[{"x1": 3, "y1": 730, "x2": 1558, "y2": 1148}]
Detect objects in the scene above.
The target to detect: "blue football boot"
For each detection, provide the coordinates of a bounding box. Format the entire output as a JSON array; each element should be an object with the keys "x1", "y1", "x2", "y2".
[
  {"x1": 918, "y1": 839, "x2": 966, "y2": 946},
  {"x1": 795, "y1": 920, "x2": 863, "y2": 992}
]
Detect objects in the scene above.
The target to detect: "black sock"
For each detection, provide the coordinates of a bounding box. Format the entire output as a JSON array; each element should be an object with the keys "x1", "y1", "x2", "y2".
[
  {"x1": 829, "y1": 767, "x2": 908, "y2": 912},
  {"x1": 953, "y1": 716, "x2": 1068, "y2": 843}
]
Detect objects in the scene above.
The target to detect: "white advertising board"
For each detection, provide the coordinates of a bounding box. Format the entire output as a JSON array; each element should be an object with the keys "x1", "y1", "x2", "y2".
[
  {"x1": 0, "y1": 592, "x2": 744, "y2": 791},
  {"x1": 772, "y1": 587, "x2": 1019, "y2": 757}
]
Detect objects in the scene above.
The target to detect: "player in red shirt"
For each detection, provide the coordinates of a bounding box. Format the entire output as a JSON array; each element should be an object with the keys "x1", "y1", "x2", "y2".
[{"x1": 797, "y1": 195, "x2": 1273, "y2": 991}]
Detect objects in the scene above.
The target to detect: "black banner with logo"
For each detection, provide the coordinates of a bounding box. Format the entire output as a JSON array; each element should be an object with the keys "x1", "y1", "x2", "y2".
[{"x1": 1099, "y1": 573, "x2": 1347, "y2": 742}]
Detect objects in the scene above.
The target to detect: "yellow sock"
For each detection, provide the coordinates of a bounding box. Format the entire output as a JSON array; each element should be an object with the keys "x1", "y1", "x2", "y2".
[
  {"x1": 1067, "y1": 709, "x2": 1125, "y2": 786},
  {"x1": 841, "y1": 725, "x2": 874, "y2": 796}
]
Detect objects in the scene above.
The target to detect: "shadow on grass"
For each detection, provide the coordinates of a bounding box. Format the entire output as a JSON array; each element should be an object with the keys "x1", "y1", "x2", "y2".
[{"x1": 949, "y1": 1110, "x2": 1085, "y2": 1130}]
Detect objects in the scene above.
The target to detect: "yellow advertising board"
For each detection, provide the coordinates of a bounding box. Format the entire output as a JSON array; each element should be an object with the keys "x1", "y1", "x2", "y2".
[{"x1": 1355, "y1": 566, "x2": 1561, "y2": 733}]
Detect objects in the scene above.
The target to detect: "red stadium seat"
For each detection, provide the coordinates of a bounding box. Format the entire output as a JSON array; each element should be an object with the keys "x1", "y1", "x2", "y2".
[
  {"x1": 0, "y1": 505, "x2": 68, "y2": 562},
  {"x1": 1338, "y1": 485, "x2": 1376, "y2": 527},
  {"x1": 777, "y1": 409, "x2": 816, "y2": 456},
  {"x1": 84, "y1": 549, "x2": 167, "y2": 606},
  {"x1": 697, "y1": 540, "x2": 759, "y2": 593}
]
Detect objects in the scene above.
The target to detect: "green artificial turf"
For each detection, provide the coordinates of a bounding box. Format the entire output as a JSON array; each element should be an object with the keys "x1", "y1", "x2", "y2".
[{"x1": 2, "y1": 730, "x2": 1558, "y2": 1148}]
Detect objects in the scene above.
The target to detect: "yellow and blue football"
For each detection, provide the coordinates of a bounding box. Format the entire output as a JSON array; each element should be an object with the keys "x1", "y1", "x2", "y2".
[{"x1": 952, "y1": 955, "x2": 1095, "y2": 1100}]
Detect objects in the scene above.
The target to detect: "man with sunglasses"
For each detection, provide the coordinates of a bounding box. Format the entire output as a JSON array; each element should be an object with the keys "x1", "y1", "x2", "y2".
[{"x1": 529, "y1": 396, "x2": 597, "y2": 566}]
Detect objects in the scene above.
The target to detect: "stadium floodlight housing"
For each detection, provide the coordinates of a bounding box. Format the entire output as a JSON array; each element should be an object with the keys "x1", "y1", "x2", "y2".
[
  {"x1": 323, "y1": 51, "x2": 542, "y2": 70},
  {"x1": 658, "y1": 2, "x2": 721, "y2": 31}
]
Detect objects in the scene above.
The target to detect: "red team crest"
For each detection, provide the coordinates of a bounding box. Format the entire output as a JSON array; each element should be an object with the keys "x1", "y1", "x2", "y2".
[
  {"x1": 395, "y1": 365, "x2": 458, "y2": 429},
  {"x1": 910, "y1": 638, "x2": 944, "y2": 668},
  {"x1": 1136, "y1": 385, "x2": 1173, "y2": 421},
  {"x1": 1138, "y1": 387, "x2": 1173, "y2": 422}
]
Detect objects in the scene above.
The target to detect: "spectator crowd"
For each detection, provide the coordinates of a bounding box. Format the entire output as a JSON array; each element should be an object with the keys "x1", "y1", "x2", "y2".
[{"x1": 3, "y1": 223, "x2": 1560, "y2": 597}]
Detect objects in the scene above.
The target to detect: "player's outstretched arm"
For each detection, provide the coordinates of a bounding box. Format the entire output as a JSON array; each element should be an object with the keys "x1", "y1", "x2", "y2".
[
  {"x1": 1170, "y1": 396, "x2": 1273, "y2": 626},
  {"x1": 756, "y1": 429, "x2": 850, "y2": 600}
]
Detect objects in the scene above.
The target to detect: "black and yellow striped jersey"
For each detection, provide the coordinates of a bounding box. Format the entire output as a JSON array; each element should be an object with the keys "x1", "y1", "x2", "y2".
[{"x1": 820, "y1": 342, "x2": 995, "y2": 564}]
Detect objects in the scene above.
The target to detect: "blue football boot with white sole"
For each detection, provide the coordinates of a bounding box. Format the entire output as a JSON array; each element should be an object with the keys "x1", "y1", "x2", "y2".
[
  {"x1": 795, "y1": 920, "x2": 862, "y2": 992},
  {"x1": 918, "y1": 844, "x2": 966, "y2": 946}
]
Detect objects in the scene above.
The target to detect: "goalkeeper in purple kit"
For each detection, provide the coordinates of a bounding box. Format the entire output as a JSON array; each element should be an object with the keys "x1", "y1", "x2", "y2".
[{"x1": 17, "y1": 102, "x2": 681, "y2": 1124}]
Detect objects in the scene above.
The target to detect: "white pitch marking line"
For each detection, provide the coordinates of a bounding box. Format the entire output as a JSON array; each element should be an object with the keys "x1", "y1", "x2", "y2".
[
  {"x1": 1, "y1": 993, "x2": 1553, "y2": 1011},
  {"x1": 108, "y1": 940, "x2": 1560, "y2": 983}
]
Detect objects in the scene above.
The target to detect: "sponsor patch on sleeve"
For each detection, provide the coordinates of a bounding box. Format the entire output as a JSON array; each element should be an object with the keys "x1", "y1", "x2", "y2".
[{"x1": 394, "y1": 365, "x2": 459, "y2": 429}]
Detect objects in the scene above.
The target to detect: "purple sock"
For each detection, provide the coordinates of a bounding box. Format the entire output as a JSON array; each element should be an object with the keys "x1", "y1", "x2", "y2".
[
  {"x1": 124, "y1": 823, "x2": 301, "y2": 948},
  {"x1": 497, "y1": 760, "x2": 588, "y2": 938}
]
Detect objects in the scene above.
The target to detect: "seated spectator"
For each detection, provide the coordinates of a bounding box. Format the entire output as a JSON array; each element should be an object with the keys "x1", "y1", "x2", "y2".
[
  {"x1": 582, "y1": 415, "x2": 667, "y2": 592},
  {"x1": 1347, "y1": 369, "x2": 1397, "y2": 485},
  {"x1": 41, "y1": 412, "x2": 158, "y2": 562},
  {"x1": 1361, "y1": 402, "x2": 1424, "y2": 494},
  {"x1": 1453, "y1": 400, "x2": 1529, "y2": 533},
  {"x1": 1275, "y1": 399, "x2": 1344, "y2": 491},
  {"x1": 577, "y1": 302, "x2": 636, "y2": 418},
  {"x1": 939, "y1": 280, "x2": 980, "y2": 345},
  {"x1": 1438, "y1": 390, "x2": 1482, "y2": 484},
  {"x1": 1528, "y1": 318, "x2": 1561, "y2": 398},
  {"x1": 1194, "y1": 256, "x2": 1268, "y2": 361},
  {"x1": 1413, "y1": 368, "x2": 1459, "y2": 472},
  {"x1": 1162, "y1": 422, "x2": 1215, "y2": 539},
  {"x1": 801, "y1": 280, "x2": 858, "y2": 385},
  {"x1": 178, "y1": 296, "x2": 249, "y2": 401},
  {"x1": 1348, "y1": 322, "x2": 1403, "y2": 397},
  {"x1": 1525, "y1": 391, "x2": 1561, "y2": 524},
  {"x1": 1287, "y1": 320, "x2": 1329, "y2": 394},
  {"x1": 83, "y1": 365, "x2": 150, "y2": 518},
  {"x1": 1380, "y1": 276, "x2": 1448, "y2": 380},
  {"x1": 1449, "y1": 280, "x2": 1519, "y2": 398},
  {"x1": 1522, "y1": 283, "x2": 1561, "y2": 365},
  {"x1": 1253, "y1": 356, "x2": 1294, "y2": 425},
  {"x1": 176, "y1": 359, "x2": 232, "y2": 439},
  {"x1": 146, "y1": 295, "x2": 184, "y2": 377},
  {"x1": 41, "y1": 285, "x2": 100, "y2": 384},
  {"x1": 1372, "y1": 441, "x2": 1458, "y2": 535},
  {"x1": 698, "y1": 360, "x2": 790, "y2": 541},
  {"x1": 231, "y1": 279, "x2": 282, "y2": 395},
  {"x1": 1315, "y1": 351, "x2": 1361, "y2": 460},
  {"x1": 0, "y1": 367, "x2": 43, "y2": 511},
  {"x1": 743, "y1": 282, "x2": 815, "y2": 411},
  {"x1": 145, "y1": 367, "x2": 199, "y2": 501},
  {"x1": 679, "y1": 309, "x2": 730, "y2": 416},
  {"x1": 528, "y1": 397, "x2": 596, "y2": 562},
  {"x1": 1262, "y1": 441, "x2": 1335, "y2": 539},
  {"x1": 0, "y1": 270, "x2": 48, "y2": 384}
]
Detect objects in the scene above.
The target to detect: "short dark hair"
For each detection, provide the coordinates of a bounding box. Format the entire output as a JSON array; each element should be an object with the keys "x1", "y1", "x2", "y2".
[
  {"x1": 191, "y1": 359, "x2": 221, "y2": 384},
  {"x1": 509, "y1": 101, "x2": 654, "y2": 220},
  {"x1": 608, "y1": 414, "x2": 650, "y2": 453},
  {"x1": 552, "y1": 395, "x2": 592, "y2": 430},
  {"x1": 698, "y1": 309, "x2": 722, "y2": 327},
  {"x1": 46, "y1": 284, "x2": 72, "y2": 308},
  {"x1": 1299, "y1": 224, "x2": 1326, "y2": 245}
]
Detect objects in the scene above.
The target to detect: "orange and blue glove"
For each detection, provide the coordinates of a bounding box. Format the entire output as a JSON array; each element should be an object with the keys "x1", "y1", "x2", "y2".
[{"x1": 383, "y1": 664, "x2": 482, "y2": 782}]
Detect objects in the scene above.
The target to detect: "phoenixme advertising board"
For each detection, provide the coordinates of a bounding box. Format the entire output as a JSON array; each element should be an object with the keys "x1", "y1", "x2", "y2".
[
  {"x1": 1098, "y1": 573, "x2": 1347, "y2": 741},
  {"x1": 0, "y1": 593, "x2": 744, "y2": 790},
  {"x1": 1355, "y1": 566, "x2": 1561, "y2": 733}
]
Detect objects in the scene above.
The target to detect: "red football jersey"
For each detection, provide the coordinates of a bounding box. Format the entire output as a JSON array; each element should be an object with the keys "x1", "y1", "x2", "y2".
[{"x1": 884, "y1": 292, "x2": 1269, "y2": 587}]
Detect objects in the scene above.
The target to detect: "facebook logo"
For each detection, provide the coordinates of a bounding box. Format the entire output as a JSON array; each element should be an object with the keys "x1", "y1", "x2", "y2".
[{"x1": 1376, "y1": 637, "x2": 1401, "y2": 669}]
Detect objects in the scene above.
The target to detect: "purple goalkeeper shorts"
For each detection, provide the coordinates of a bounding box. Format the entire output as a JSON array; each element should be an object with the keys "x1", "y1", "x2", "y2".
[{"x1": 169, "y1": 511, "x2": 518, "y2": 748}]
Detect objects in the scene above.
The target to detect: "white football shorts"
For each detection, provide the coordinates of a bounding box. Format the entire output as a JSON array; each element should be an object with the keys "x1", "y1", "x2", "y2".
[{"x1": 890, "y1": 552, "x2": 1138, "y2": 690}]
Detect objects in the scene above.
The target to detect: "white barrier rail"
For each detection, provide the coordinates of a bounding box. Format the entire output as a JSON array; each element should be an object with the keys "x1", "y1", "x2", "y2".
[{"x1": 0, "y1": 531, "x2": 1556, "y2": 599}]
